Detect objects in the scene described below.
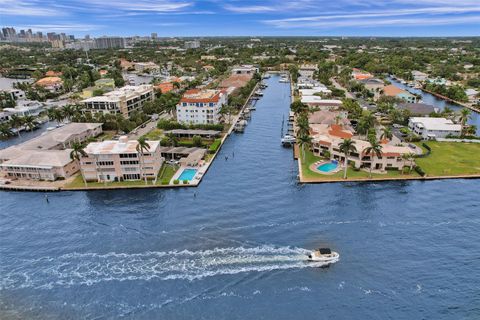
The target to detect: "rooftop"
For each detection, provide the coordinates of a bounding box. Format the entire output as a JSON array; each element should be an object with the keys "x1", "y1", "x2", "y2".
[
  {"x1": 410, "y1": 117, "x2": 462, "y2": 131},
  {"x1": 84, "y1": 137, "x2": 160, "y2": 154},
  {"x1": 0, "y1": 149, "x2": 72, "y2": 168},
  {"x1": 180, "y1": 89, "x2": 225, "y2": 103},
  {"x1": 82, "y1": 85, "x2": 153, "y2": 103},
  {"x1": 383, "y1": 85, "x2": 413, "y2": 97}
]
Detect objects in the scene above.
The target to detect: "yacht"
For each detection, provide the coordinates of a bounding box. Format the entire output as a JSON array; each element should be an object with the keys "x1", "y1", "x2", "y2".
[
  {"x1": 306, "y1": 248, "x2": 339, "y2": 264},
  {"x1": 255, "y1": 90, "x2": 264, "y2": 96},
  {"x1": 281, "y1": 134, "x2": 296, "y2": 146}
]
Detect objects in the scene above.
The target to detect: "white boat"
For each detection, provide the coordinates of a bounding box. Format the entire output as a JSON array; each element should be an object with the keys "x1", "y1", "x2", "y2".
[
  {"x1": 281, "y1": 134, "x2": 296, "y2": 145},
  {"x1": 255, "y1": 90, "x2": 263, "y2": 96},
  {"x1": 249, "y1": 104, "x2": 256, "y2": 111},
  {"x1": 306, "y1": 248, "x2": 339, "y2": 264},
  {"x1": 279, "y1": 77, "x2": 289, "y2": 83}
]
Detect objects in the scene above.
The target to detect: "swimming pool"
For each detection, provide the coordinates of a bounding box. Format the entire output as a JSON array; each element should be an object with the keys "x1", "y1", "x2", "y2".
[
  {"x1": 317, "y1": 161, "x2": 338, "y2": 173},
  {"x1": 178, "y1": 168, "x2": 197, "y2": 181}
]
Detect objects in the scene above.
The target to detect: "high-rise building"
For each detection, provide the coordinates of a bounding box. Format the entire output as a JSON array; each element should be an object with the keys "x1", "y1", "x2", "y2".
[
  {"x1": 151, "y1": 33, "x2": 158, "y2": 40},
  {"x1": 184, "y1": 40, "x2": 200, "y2": 49},
  {"x1": 94, "y1": 36, "x2": 125, "y2": 49},
  {"x1": 2, "y1": 27, "x2": 16, "y2": 39}
]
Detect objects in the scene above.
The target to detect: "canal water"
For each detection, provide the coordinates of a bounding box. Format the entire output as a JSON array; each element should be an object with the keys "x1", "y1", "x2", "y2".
[
  {"x1": 1, "y1": 75, "x2": 480, "y2": 319},
  {"x1": 389, "y1": 78, "x2": 480, "y2": 134}
]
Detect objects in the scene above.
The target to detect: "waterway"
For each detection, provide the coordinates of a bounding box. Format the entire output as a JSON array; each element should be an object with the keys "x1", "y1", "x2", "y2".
[
  {"x1": 1, "y1": 75, "x2": 480, "y2": 319},
  {"x1": 389, "y1": 78, "x2": 480, "y2": 134}
]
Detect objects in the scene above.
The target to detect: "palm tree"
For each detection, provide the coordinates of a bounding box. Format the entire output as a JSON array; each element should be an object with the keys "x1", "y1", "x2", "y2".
[
  {"x1": 0, "y1": 123, "x2": 14, "y2": 139},
  {"x1": 363, "y1": 138, "x2": 383, "y2": 178},
  {"x1": 297, "y1": 134, "x2": 312, "y2": 163},
  {"x1": 70, "y1": 142, "x2": 88, "y2": 187},
  {"x1": 136, "y1": 137, "x2": 151, "y2": 184},
  {"x1": 380, "y1": 127, "x2": 393, "y2": 141},
  {"x1": 291, "y1": 101, "x2": 308, "y2": 115},
  {"x1": 23, "y1": 115, "x2": 37, "y2": 132},
  {"x1": 53, "y1": 108, "x2": 65, "y2": 124},
  {"x1": 339, "y1": 138, "x2": 357, "y2": 179},
  {"x1": 296, "y1": 115, "x2": 310, "y2": 138},
  {"x1": 63, "y1": 105, "x2": 76, "y2": 122},
  {"x1": 401, "y1": 153, "x2": 410, "y2": 174},
  {"x1": 459, "y1": 108, "x2": 472, "y2": 136},
  {"x1": 166, "y1": 132, "x2": 178, "y2": 147},
  {"x1": 9, "y1": 114, "x2": 24, "y2": 137},
  {"x1": 407, "y1": 153, "x2": 416, "y2": 172}
]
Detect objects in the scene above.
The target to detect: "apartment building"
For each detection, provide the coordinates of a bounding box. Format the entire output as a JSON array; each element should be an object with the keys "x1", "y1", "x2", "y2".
[
  {"x1": 0, "y1": 123, "x2": 102, "y2": 181},
  {"x1": 176, "y1": 89, "x2": 228, "y2": 125},
  {"x1": 94, "y1": 37, "x2": 125, "y2": 49},
  {"x1": 82, "y1": 85, "x2": 154, "y2": 118},
  {"x1": 80, "y1": 136, "x2": 163, "y2": 182}
]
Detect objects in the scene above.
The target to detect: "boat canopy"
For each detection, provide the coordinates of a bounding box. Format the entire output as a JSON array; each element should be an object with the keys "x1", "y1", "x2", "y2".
[{"x1": 318, "y1": 248, "x2": 331, "y2": 254}]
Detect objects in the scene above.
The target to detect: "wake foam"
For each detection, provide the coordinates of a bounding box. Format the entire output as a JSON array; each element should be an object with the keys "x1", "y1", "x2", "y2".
[{"x1": 1, "y1": 245, "x2": 331, "y2": 289}]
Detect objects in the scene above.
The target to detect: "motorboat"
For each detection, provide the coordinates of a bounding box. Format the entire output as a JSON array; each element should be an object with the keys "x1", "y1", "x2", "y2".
[
  {"x1": 281, "y1": 134, "x2": 296, "y2": 146},
  {"x1": 255, "y1": 90, "x2": 264, "y2": 96},
  {"x1": 306, "y1": 248, "x2": 339, "y2": 264}
]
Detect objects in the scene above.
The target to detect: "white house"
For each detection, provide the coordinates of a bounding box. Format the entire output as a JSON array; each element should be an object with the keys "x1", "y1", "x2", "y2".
[
  {"x1": 408, "y1": 117, "x2": 462, "y2": 139},
  {"x1": 176, "y1": 89, "x2": 228, "y2": 125},
  {"x1": 465, "y1": 89, "x2": 479, "y2": 104}
]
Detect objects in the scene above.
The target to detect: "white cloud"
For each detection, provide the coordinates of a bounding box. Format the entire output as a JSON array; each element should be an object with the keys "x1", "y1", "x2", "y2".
[
  {"x1": 13, "y1": 24, "x2": 102, "y2": 32},
  {"x1": 0, "y1": 0, "x2": 64, "y2": 16}
]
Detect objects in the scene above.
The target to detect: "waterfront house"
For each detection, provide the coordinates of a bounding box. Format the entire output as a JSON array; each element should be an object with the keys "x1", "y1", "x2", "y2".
[
  {"x1": 408, "y1": 117, "x2": 461, "y2": 139},
  {"x1": 465, "y1": 89, "x2": 479, "y2": 104},
  {"x1": 411, "y1": 70, "x2": 428, "y2": 82},
  {"x1": 310, "y1": 124, "x2": 413, "y2": 171},
  {"x1": 299, "y1": 64, "x2": 318, "y2": 79},
  {"x1": 231, "y1": 65, "x2": 259, "y2": 75},
  {"x1": 300, "y1": 96, "x2": 343, "y2": 110},
  {"x1": 176, "y1": 89, "x2": 228, "y2": 125},
  {"x1": 82, "y1": 85, "x2": 154, "y2": 118},
  {"x1": 383, "y1": 85, "x2": 417, "y2": 103},
  {"x1": 80, "y1": 136, "x2": 163, "y2": 182},
  {"x1": 35, "y1": 76, "x2": 63, "y2": 92},
  {"x1": 397, "y1": 103, "x2": 437, "y2": 116}
]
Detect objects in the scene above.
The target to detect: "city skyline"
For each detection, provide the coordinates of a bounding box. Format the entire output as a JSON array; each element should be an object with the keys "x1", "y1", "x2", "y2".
[{"x1": 1, "y1": 0, "x2": 479, "y2": 37}]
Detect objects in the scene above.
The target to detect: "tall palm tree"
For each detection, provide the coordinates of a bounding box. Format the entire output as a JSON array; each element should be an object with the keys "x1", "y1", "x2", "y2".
[
  {"x1": 401, "y1": 153, "x2": 410, "y2": 174},
  {"x1": 136, "y1": 137, "x2": 151, "y2": 184},
  {"x1": 407, "y1": 153, "x2": 416, "y2": 172},
  {"x1": 70, "y1": 142, "x2": 88, "y2": 187},
  {"x1": 363, "y1": 138, "x2": 383, "y2": 178},
  {"x1": 296, "y1": 113, "x2": 310, "y2": 137},
  {"x1": 63, "y1": 105, "x2": 76, "y2": 122},
  {"x1": 339, "y1": 138, "x2": 357, "y2": 179},
  {"x1": 380, "y1": 127, "x2": 393, "y2": 141},
  {"x1": 297, "y1": 134, "x2": 312, "y2": 163},
  {"x1": 23, "y1": 115, "x2": 37, "y2": 132},
  {"x1": 459, "y1": 108, "x2": 472, "y2": 136},
  {"x1": 9, "y1": 114, "x2": 24, "y2": 137}
]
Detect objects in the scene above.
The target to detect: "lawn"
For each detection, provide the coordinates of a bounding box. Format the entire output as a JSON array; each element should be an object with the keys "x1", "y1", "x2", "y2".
[
  {"x1": 64, "y1": 164, "x2": 179, "y2": 189},
  {"x1": 300, "y1": 150, "x2": 419, "y2": 182},
  {"x1": 415, "y1": 141, "x2": 480, "y2": 176},
  {"x1": 143, "y1": 128, "x2": 163, "y2": 140}
]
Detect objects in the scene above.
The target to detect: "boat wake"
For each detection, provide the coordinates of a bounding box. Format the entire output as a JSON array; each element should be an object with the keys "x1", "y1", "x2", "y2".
[{"x1": 1, "y1": 246, "x2": 330, "y2": 289}]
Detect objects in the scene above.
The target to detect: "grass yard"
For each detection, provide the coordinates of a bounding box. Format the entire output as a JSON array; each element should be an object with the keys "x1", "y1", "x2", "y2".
[
  {"x1": 300, "y1": 150, "x2": 419, "y2": 181},
  {"x1": 65, "y1": 164, "x2": 179, "y2": 189},
  {"x1": 415, "y1": 141, "x2": 480, "y2": 176}
]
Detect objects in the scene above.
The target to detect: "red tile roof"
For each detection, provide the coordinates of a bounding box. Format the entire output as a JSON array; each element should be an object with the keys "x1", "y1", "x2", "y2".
[{"x1": 328, "y1": 124, "x2": 353, "y2": 139}]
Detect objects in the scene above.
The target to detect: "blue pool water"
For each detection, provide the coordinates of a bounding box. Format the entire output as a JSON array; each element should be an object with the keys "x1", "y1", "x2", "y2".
[
  {"x1": 178, "y1": 168, "x2": 197, "y2": 181},
  {"x1": 317, "y1": 161, "x2": 338, "y2": 173},
  {"x1": 1, "y1": 75, "x2": 480, "y2": 319}
]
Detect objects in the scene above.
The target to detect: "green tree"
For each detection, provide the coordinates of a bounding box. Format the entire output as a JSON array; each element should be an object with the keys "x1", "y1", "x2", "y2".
[
  {"x1": 339, "y1": 138, "x2": 357, "y2": 179},
  {"x1": 363, "y1": 138, "x2": 383, "y2": 178},
  {"x1": 70, "y1": 142, "x2": 88, "y2": 187},
  {"x1": 297, "y1": 134, "x2": 312, "y2": 163},
  {"x1": 136, "y1": 137, "x2": 151, "y2": 184}
]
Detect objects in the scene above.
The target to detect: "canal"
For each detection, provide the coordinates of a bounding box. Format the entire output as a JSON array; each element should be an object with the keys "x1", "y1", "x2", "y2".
[
  {"x1": 390, "y1": 77, "x2": 480, "y2": 134},
  {"x1": 1, "y1": 75, "x2": 480, "y2": 319}
]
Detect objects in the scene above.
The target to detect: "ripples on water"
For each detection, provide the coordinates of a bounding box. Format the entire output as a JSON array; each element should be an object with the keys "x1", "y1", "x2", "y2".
[{"x1": 1, "y1": 76, "x2": 480, "y2": 319}]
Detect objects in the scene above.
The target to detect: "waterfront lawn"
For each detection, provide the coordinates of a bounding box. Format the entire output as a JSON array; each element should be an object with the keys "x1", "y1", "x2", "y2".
[
  {"x1": 300, "y1": 150, "x2": 419, "y2": 181},
  {"x1": 158, "y1": 164, "x2": 178, "y2": 185},
  {"x1": 415, "y1": 142, "x2": 480, "y2": 176}
]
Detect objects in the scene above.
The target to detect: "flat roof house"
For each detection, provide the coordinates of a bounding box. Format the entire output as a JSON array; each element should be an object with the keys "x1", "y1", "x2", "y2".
[
  {"x1": 0, "y1": 123, "x2": 102, "y2": 181},
  {"x1": 80, "y1": 136, "x2": 163, "y2": 182},
  {"x1": 82, "y1": 85, "x2": 154, "y2": 118},
  {"x1": 176, "y1": 89, "x2": 227, "y2": 125},
  {"x1": 408, "y1": 117, "x2": 461, "y2": 139}
]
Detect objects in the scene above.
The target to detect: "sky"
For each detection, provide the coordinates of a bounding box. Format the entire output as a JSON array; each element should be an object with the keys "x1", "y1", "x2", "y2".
[{"x1": 1, "y1": 0, "x2": 479, "y2": 37}]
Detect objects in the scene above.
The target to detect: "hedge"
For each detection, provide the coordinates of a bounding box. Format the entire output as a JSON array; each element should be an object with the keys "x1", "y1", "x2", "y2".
[
  {"x1": 208, "y1": 139, "x2": 222, "y2": 154},
  {"x1": 415, "y1": 166, "x2": 426, "y2": 177}
]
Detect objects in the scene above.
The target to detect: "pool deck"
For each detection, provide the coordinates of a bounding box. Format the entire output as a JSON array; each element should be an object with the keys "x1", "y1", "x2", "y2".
[{"x1": 309, "y1": 161, "x2": 342, "y2": 175}]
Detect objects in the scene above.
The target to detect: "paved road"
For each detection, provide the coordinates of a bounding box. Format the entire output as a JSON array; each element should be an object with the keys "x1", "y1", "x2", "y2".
[{"x1": 127, "y1": 112, "x2": 171, "y2": 140}]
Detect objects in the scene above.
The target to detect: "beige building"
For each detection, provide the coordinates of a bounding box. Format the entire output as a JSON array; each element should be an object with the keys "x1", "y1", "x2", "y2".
[
  {"x1": 80, "y1": 136, "x2": 164, "y2": 182},
  {"x1": 0, "y1": 123, "x2": 102, "y2": 181},
  {"x1": 310, "y1": 124, "x2": 414, "y2": 171},
  {"x1": 82, "y1": 85, "x2": 154, "y2": 118}
]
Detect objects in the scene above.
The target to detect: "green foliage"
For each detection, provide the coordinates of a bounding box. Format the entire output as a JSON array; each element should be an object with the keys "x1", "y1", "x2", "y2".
[
  {"x1": 173, "y1": 179, "x2": 179, "y2": 185},
  {"x1": 208, "y1": 139, "x2": 222, "y2": 154}
]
